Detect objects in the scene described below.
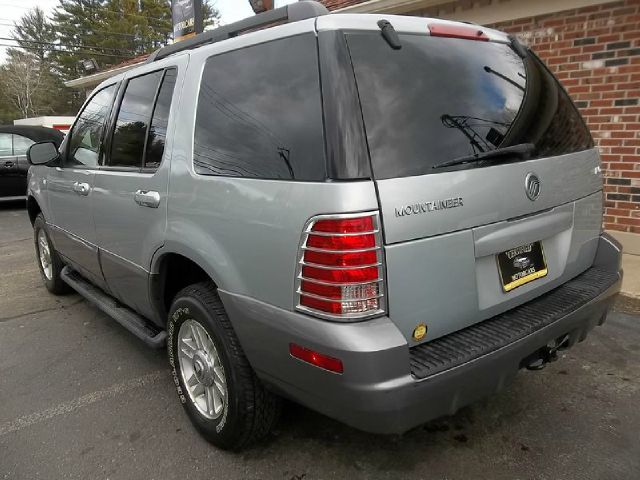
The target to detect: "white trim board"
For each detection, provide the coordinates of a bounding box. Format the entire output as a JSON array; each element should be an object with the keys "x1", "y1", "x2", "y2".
[{"x1": 338, "y1": 0, "x2": 613, "y2": 25}]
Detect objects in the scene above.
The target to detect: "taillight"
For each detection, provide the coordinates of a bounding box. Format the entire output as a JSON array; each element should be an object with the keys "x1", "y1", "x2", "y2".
[
  {"x1": 296, "y1": 212, "x2": 386, "y2": 320},
  {"x1": 428, "y1": 23, "x2": 489, "y2": 42}
]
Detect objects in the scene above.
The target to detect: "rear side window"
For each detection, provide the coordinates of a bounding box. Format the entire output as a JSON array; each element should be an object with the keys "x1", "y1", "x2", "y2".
[
  {"x1": 109, "y1": 70, "x2": 164, "y2": 169},
  {"x1": 194, "y1": 34, "x2": 326, "y2": 180},
  {"x1": 347, "y1": 33, "x2": 593, "y2": 179}
]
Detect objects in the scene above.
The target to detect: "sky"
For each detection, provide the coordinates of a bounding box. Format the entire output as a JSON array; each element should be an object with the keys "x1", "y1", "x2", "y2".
[{"x1": 0, "y1": 0, "x2": 296, "y2": 63}]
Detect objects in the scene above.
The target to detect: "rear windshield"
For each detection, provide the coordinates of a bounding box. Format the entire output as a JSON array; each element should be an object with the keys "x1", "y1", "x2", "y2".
[{"x1": 346, "y1": 33, "x2": 593, "y2": 179}]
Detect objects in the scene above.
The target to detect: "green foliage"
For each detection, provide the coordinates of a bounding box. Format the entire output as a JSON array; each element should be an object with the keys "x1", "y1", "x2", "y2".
[
  {"x1": 52, "y1": 0, "x2": 220, "y2": 77},
  {"x1": 10, "y1": 7, "x2": 56, "y2": 64},
  {"x1": 51, "y1": 0, "x2": 110, "y2": 79},
  {"x1": 0, "y1": 1, "x2": 220, "y2": 122},
  {"x1": 1, "y1": 7, "x2": 78, "y2": 121}
]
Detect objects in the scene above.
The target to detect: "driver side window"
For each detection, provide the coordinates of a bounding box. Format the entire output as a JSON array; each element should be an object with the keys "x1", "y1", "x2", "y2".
[{"x1": 66, "y1": 84, "x2": 117, "y2": 167}]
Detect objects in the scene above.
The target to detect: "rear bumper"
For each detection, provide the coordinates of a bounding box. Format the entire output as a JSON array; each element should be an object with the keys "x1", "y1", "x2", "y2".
[{"x1": 220, "y1": 234, "x2": 622, "y2": 435}]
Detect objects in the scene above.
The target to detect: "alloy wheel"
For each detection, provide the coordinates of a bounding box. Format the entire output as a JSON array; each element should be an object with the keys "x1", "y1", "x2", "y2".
[
  {"x1": 177, "y1": 319, "x2": 228, "y2": 420},
  {"x1": 37, "y1": 229, "x2": 53, "y2": 281}
]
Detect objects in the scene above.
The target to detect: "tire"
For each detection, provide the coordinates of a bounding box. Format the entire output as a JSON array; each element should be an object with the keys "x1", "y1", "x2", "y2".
[
  {"x1": 33, "y1": 213, "x2": 71, "y2": 295},
  {"x1": 167, "y1": 282, "x2": 281, "y2": 450}
]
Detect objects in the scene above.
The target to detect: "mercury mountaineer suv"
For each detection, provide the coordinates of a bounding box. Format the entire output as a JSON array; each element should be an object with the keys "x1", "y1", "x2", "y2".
[{"x1": 25, "y1": 1, "x2": 622, "y2": 450}]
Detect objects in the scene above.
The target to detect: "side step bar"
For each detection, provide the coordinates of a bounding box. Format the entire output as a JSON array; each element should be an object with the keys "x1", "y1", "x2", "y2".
[{"x1": 61, "y1": 266, "x2": 167, "y2": 348}]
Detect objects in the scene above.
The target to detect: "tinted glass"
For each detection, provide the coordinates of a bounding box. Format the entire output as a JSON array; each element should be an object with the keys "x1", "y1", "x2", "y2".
[
  {"x1": 194, "y1": 34, "x2": 326, "y2": 180},
  {"x1": 12, "y1": 134, "x2": 34, "y2": 156},
  {"x1": 109, "y1": 70, "x2": 164, "y2": 168},
  {"x1": 347, "y1": 33, "x2": 593, "y2": 179},
  {"x1": 67, "y1": 85, "x2": 116, "y2": 167},
  {"x1": 0, "y1": 134, "x2": 12, "y2": 156},
  {"x1": 145, "y1": 68, "x2": 177, "y2": 169}
]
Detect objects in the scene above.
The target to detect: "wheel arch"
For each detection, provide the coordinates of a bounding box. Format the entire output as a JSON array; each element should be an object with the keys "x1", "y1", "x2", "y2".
[{"x1": 149, "y1": 249, "x2": 225, "y2": 325}]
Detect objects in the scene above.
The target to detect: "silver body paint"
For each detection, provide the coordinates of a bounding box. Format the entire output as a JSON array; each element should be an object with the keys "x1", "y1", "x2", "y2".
[{"x1": 28, "y1": 12, "x2": 622, "y2": 435}]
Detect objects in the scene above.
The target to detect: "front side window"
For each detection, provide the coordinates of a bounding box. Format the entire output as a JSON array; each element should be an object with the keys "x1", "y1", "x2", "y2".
[
  {"x1": 67, "y1": 84, "x2": 117, "y2": 167},
  {"x1": 109, "y1": 70, "x2": 164, "y2": 169},
  {"x1": 347, "y1": 33, "x2": 593, "y2": 179},
  {"x1": 12, "y1": 134, "x2": 35, "y2": 156},
  {"x1": 0, "y1": 133, "x2": 12, "y2": 156},
  {"x1": 194, "y1": 34, "x2": 326, "y2": 180}
]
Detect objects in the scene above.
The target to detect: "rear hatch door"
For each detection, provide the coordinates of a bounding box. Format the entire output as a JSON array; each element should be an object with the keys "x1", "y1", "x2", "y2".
[{"x1": 345, "y1": 22, "x2": 603, "y2": 344}]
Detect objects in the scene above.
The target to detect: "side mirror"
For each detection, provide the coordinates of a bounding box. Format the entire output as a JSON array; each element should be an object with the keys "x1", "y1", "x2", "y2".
[{"x1": 27, "y1": 141, "x2": 59, "y2": 166}]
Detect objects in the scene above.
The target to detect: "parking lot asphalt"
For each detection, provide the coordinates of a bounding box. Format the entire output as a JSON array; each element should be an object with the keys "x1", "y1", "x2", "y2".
[{"x1": 0, "y1": 202, "x2": 639, "y2": 480}]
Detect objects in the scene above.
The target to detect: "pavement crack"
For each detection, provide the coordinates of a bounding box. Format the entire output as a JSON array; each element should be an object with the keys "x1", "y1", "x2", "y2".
[{"x1": 0, "y1": 299, "x2": 84, "y2": 323}]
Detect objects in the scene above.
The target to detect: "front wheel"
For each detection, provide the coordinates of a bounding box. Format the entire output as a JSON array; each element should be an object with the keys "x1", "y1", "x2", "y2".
[
  {"x1": 33, "y1": 214, "x2": 71, "y2": 295},
  {"x1": 167, "y1": 282, "x2": 280, "y2": 450}
]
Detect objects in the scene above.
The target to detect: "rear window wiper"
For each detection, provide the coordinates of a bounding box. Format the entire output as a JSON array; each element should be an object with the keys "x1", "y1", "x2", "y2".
[
  {"x1": 432, "y1": 143, "x2": 535, "y2": 170},
  {"x1": 377, "y1": 20, "x2": 402, "y2": 50}
]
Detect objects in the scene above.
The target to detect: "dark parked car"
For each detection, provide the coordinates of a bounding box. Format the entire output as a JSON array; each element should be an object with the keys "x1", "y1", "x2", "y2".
[{"x1": 0, "y1": 125, "x2": 64, "y2": 201}]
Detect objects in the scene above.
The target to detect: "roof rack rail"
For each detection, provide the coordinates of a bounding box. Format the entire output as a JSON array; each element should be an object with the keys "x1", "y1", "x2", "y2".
[{"x1": 146, "y1": 1, "x2": 329, "y2": 63}]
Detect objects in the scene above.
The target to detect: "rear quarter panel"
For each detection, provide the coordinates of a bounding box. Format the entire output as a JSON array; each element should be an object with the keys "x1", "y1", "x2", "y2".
[{"x1": 156, "y1": 46, "x2": 379, "y2": 310}]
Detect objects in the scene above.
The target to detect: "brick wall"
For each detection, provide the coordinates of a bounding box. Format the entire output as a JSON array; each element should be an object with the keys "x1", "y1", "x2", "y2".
[
  {"x1": 321, "y1": 0, "x2": 367, "y2": 9},
  {"x1": 489, "y1": 1, "x2": 640, "y2": 234},
  {"x1": 322, "y1": 0, "x2": 640, "y2": 235}
]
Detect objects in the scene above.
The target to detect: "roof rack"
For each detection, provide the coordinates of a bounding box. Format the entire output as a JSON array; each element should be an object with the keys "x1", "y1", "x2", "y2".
[{"x1": 146, "y1": 1, "x2": 329, "y2": 63}]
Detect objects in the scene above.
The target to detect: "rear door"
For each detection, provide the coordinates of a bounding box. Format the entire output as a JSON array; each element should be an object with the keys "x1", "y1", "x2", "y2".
[
  {"x1": 46, "y1": 84, "x2": 117, "y2": 289},
  {"x1": 345, "y1": 26, "x2": 603, "y2": 344},
  {"x1": 92, "y1": 58, "x2": 183, "y2": 319},
  {"x1": 0, "y1": 132, "x2": 21, "y2": 198},
  {"x1": 0, "y1": 133, "x2": 33, "y2": 198}
]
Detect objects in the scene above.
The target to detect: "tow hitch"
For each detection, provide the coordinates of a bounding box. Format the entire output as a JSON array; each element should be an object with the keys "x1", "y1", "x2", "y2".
[{"x1": 523, "y1": 334, "x2": 571, "y2": 371}]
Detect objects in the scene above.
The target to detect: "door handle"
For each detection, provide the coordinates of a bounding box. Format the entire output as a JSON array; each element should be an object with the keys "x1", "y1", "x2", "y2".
[
  {"x1": 73, "y1": 182, "x2": 90, "y2": 196},
  {"x1": 4, "y1": 161, "x2": 14, "y2": 168},
  {"x1": 134, "y1": 190, "x2": 160, "y2": 208}
]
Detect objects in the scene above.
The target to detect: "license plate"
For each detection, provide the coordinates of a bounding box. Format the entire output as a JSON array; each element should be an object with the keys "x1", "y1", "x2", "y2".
[{"x1": 496, "y1": 241, "x2": 548, "y2": 292}]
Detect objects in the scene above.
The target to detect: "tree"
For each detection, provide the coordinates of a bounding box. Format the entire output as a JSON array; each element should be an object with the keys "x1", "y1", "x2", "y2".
[
  {"x1": 51, "y1": 0, "x2": 220, "y2": 80},
  {"x1": 97, "y1": 0, "x2": 172, "y2": 65},
  {"x1": 0, "y1": 0, "x2": 221, "y2": 123},
  {"x1": 51, "y1": 0, "x2": 112, "y2": 79},
  {"x1": 0, "y1": 50, "x2": 44, "y2": 118},
  {"x1": 10, "y1": 7, "x2": 56, "y2": 65},
  {"x1": 0, "y1": 7, "x2": 76, "y2": 119},
  {"x1": 202, "y1": 1, "x2": 222, "y2": 30}
]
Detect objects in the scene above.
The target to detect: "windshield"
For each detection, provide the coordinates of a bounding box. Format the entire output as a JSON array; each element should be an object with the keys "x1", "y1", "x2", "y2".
[{"x1": 346, "y1": 33, "x2": 593, "y2": 179}]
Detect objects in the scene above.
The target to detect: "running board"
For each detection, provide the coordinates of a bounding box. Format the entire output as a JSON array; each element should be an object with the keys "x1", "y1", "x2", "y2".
[{"x1": 61, "y1": 266, "x2": 167, "y2": 348}]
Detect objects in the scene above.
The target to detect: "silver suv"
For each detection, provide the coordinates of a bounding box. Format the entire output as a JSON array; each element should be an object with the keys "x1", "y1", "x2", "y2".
[{"x1": 26, "y1": 1, "x2": 622, "y2": 451}]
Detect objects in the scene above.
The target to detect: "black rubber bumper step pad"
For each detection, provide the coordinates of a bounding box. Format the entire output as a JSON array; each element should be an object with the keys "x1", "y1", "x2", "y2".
[{"x1": 409, "y1": 267, "x2": 619, "y2": 380}]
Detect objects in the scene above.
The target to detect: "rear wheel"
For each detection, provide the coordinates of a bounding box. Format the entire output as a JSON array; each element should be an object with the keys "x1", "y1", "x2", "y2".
[
  {"x1": 33, "y1": 214, "x2": 71, "y2": 295},
  {"x1": 167, "y1": 282, "x2": 280, "y2": 450}
]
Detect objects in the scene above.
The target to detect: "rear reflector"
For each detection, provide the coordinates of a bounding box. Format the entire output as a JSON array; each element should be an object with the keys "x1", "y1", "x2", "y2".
[
  {"x1": 296, "y1": 213, "x2": 385, "y2": 320},
  {"x1": 289, "y1": 343, "x2": 344, "y2": 373},
  {"x1": 428, "y1": 23, "x2": 489, "y2": 42}
]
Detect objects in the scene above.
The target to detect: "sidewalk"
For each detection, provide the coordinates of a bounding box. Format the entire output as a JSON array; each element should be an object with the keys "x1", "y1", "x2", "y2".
[{"x1": 621, "y1": 254, "x2": 640, "y2": 298}]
